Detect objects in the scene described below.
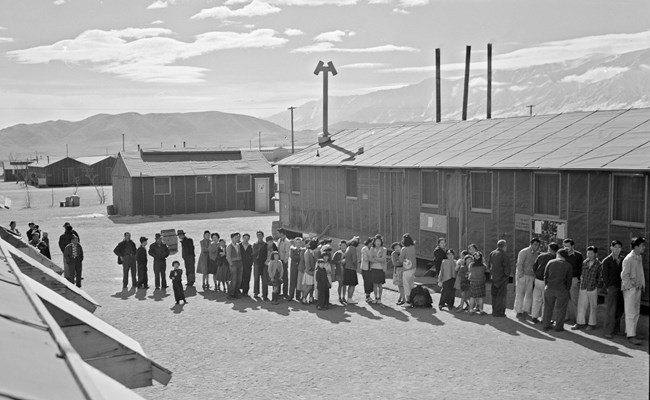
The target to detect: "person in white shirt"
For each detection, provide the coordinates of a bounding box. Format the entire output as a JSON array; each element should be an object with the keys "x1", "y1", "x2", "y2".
[
  {"x1": 277, "y1": 228, "x2": 292, "y2": 297},
  {"x1": 621, "y1": 237, "x2": 646, "y2": 345}
]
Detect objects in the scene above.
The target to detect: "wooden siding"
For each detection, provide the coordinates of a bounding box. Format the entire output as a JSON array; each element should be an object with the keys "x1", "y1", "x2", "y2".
[{"x1": 28, "y1": 158, "x2": 89, "y2": 187}]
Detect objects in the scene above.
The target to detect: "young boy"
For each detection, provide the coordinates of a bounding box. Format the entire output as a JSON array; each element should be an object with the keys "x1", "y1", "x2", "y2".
[
  {"x1": 136, "y1": 236, "x2": 149, "y2": 289},
  {"x1": 169, "y1": 261, "x2": 187, "y2": 305}
]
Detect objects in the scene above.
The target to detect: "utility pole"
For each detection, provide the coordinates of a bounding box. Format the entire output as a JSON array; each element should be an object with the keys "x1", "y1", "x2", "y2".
[
  {"x1": 258, "y1": 131, "x2": 261, "y2": 151},
  {"x1": 314, "y1": 61, "x2": 338, "y2": 144},
  {"x1": 462, "y1": 45, "x2": 471, "y2": 121},
  {"x1": 527, "y1": 105, "x2": 534, "y2": 117},
  {"x1": 288, "y1": 106, "x2": 296, "y2": 153},
  {"x1": 487, "y1": 43, "x2": 492, "y2": 119},
  {"x1": 122, "y1": 133, "x2": 125, "y2": 152},
  {"x1": 435, "y1": 48, "x2": 441, "y2": 123}
]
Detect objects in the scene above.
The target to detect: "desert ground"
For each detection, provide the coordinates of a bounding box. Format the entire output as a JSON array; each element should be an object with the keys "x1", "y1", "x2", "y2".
[{"x1": 1, "y1": 181, "x2": 648, "y2": 400}]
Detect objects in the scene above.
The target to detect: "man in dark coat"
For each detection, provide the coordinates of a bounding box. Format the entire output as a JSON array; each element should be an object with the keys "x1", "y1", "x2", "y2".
[
  {"x1": 488, "y1": 239, "x2": 511, "y2": 317},
  {"x1": 252, "y1": 230, "x2": 267, "y2": 299},
  {"x1": 58, "y1": 222, "x2": 79, "y2": 264},
  {"x1": 255, "y1": 234, "x2": 278, "y2": 301},
  {"x1": 240, "y1": 233, "x2": 254, "y2": 296},
  {"x1": 177, "y1": 230, "x2": 195, "y2": 286},
  {"x1": 64, "y1": 234, "x2": 84, "y2": 287},
  {"x1": 148, "y1": 233, "x2": 170, "y2": 289},
  {"x1": 542, "y1": 249, "x2": 573, "y2": 331},
  {"x1": 114, "y1": 232, "x2": 137, "y2": 289},
  {"x1": 136, "y1": 236, "x2": 149, "y2": 289}
]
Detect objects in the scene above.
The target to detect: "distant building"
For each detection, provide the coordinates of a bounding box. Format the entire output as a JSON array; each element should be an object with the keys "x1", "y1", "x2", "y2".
[
  {"x1": 26, "y1": 155, "x2": 116, "y2": 187},
  {"x1": 276, "y1": 108, "x2": 650, "y2": 302},
  {"x1": 111, "y1": 148, "x2": 275, "y2": 216},
  {"x1": 257, "y1": 146, "x2": 309, "y2": 163},
  {"x1": 2, "y1": 160, "x2": 32, "y2": 182}
]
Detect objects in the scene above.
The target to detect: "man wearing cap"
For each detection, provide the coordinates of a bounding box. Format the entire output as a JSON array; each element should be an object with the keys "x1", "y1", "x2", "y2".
[
  {"x1": 542, "y1": 248, "x2": 573, "y2": 331},
  {"x1": 113, "y1": 232, "x2": 137, "y2": 289},
  {"x1": 58, "y1": 222, "x2": 79, "y2": 265},
  {"x1": 177, "y1": 230, "x2": 196, "y2": 286},
  {"x1": 63, "y1": 234, "x2": 84, "y2": 288},
  {"x1": 621, "y1": 237, "x2": 646, "y2": 345},
  {"x1": 277, "y1": 228, "x2": 292, "y2": 297},
  {"x1": 148, "y1": 233, "x2": 170, "y2": 289},
  {"x1": 514, "y1": 238, "x2": 541, "y2": 318},
  {"x1": 226, "y1": 233, "x2": 243, "y2": 299},
  {"x1": 136, "y1": 236, "x2": 149, "y2": 289},
  {"x1": 252, "y1": 231, "x2": 267, "y2": 299},
  {"x1": 601, "y1": 240, "x2": 624, "y2": 339},
  {"x1": 488, "y1": 239, "x2": 511, "y2": 317}
]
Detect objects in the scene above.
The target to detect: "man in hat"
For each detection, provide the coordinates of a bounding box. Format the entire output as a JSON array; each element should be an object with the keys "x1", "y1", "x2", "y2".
[
  {"x1": 58, "y1": 222, "x2": 78, "y2": 265},
  {"x1": 113, "y1": 232, "x2": 137, "y2": 289},
  {"x1": 148, "y1": 233, "x2": 170, "y2": 289},
  {"x1": 177, "y1": 230, "x2": 195, "y2": 286},
  {"x1": 277, "y1": 228, "x2": 292, "y2": 297},
  {"x1": 63, "y1": 234, "x2": 84, "y2": 287},
  {"x1": 136, "y1": 236, "x2": 149, "y2": 289},
  {"x1": 226, "y1": 232, "x2": 243, "y2": 299}
]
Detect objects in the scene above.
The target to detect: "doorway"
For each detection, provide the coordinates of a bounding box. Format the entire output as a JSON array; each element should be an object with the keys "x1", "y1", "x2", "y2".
[{"x1": 254, "y1": 178, "x2": 270, "y2": 212}]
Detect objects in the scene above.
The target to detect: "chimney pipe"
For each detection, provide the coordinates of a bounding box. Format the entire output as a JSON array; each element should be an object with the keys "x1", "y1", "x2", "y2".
[
  {"x1": 487, "y1": 43, "x2": 492, "y2": 119},
  {"x1": 183, "y1": 141, "x2": 186, "y2": 148},
  {"x1": 462, "y1": 45, "x2": 471, "y2": 121},
  {"x1": 435, "y1": 48, "x2": 441, "y2": 123}
]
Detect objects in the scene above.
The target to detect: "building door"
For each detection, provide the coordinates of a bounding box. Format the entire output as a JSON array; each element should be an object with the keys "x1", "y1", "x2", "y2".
[
  {"x1": 445, "y1": 172, "x2": 467, "y2": 251},
  {"x1": 379, "y1": 170, "x2": 405, "y2": 244},
  {"x1": 254, "y1": 178, "x2": 270, "y2": 212}
]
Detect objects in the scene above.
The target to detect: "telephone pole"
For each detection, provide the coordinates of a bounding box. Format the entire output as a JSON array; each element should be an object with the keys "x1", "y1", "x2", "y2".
[{"x1": 288, "y1": 106, "x2": 296, "y2": 153}]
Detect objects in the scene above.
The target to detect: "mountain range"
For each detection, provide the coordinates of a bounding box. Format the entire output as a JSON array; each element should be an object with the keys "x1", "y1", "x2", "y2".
[
  {"x1": 0, "y1": 111, "x2": 312, "y2": 160},
  {"x1": 2, "y1": 48, "x2": 648, "y2": 161},
  {"x1": 267, "y1": 48, "x2": 650, "y2": 130}
]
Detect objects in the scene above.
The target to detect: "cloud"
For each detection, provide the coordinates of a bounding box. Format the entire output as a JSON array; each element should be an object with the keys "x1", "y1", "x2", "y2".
[
  {"x1": 192, "y1": 0, "x2": 281, "y2": 19},
  {"x1": 53, "y1": 0, "x2": 66, "y2": 5},
  {"x1": 151, "y1": 20, "x2": 164, "y2": 25},
  {"x1": 271, "y1": 0, "x2": 357, "y2": 4},
  {"x1": 284, "y1": 28, "x2": 304, "y2": 36},
  {"x1": 393, "y1": 8, "x2": 408, "y2": 14},
  {"x1": 0, "y1": 37, "x2": 14, "y2": 43},
  {"x1": 314, "y1": 30, "x2": 355, "y2": 42},
  {"x1": 340, "y1": 62, "x2": 387, "y2": 69},
  {"x1": 147, "y1": 0, "x2": 173, "y2": 9},
  {"x1": 382, "y1": 30, "x2": 650, "y2": 73},
  {"x1": 292, "y1": 42, "x2": 418, "y2": 53},
  {"x1": 7, "y1": 27, "x2": 289, "y2": 83},
  {"x1": 399, "y1": 0, "x2": 428, "y2": 6},
  {"x1": 561, "y1": 67, "x2": 629, "y2": 84}
]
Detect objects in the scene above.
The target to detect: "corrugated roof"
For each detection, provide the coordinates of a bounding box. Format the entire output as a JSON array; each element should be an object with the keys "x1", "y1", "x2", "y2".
[
  {"x1": 120, "y1": 149, "x2": 275, "y2": 177},
  {"x1": 276, "y1": 108, "x2": 650, "y2": 171}
]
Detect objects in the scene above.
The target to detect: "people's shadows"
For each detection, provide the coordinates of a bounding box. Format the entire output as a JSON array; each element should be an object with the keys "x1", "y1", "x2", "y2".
[
  {"x1": 135, "y1": 287, "x2": 148, "y2": 301},
  {"x1": 293, "y1": 302, "x2": 351, "y2": 324},
  {"x1": 344, "y1": 303, "x2": 382, "y2": 321},
  {"x1": 184, "y1": 285, "x2": 198, "y2": 298},
  {"x1": 567, "y1": 328, "x2": 647, "y2": 354},
  {"x1": 450, "y1": 309, "x2": 553, "y2": 341},
  {"x1": 367, "y1": 303, "x2": 410, "y2": 322},
  {"x1": 229, "y1": 296, "x2": 263, "y2": 313},
  {"x1": 170, "y1": 303, "x2": 185, "y2": 314},
  {"x1": 403, "y1": 306, "x2": 444, "y2": 326},
  {"x1": 148, "y1": 288, "x2": 170, "y2": 302},
  {"x1": 197, "y1": 289, "x2": 219, "y2": 301},
  {"x1": 545, "y1": 329, "x2": 633, "y2": 357},
  {"x1": 111, "y1": 287, "x2": 137, "y2": 300}
]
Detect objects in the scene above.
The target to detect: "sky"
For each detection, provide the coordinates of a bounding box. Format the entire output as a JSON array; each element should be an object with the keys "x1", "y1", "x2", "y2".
[{"x1": 0, "y1": 0, "x2": 649, "y2": 129}]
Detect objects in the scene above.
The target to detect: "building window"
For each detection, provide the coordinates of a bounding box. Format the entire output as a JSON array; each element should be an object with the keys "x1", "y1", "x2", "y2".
[
  {"x1": 346, "y1": 169, "x2": 358, "y2": 198},
  {"x1": 291, "y1": 167, "x2": 301, "y2": 193},
  {"x1": 470, "y1": 171, "x2": 492, "y2": 212},
  {"x1": 196, "y1": 176, "x2": 212, "y2": 194},
  {"x1": 534, "y1": 173, "x2": 560, "y2": 216},
  {"x1": 154, "y1": 177, "x2": 171, "y2": 195},
  {"x1": 612, "y1": 174, "x2": 646, "y2": 225},
  {"x1": 421, "y1": 170, "x2": 439, "y2": 206},
  {"x1": 236, "y1": 175, "x2": 251, "y2": 192}
]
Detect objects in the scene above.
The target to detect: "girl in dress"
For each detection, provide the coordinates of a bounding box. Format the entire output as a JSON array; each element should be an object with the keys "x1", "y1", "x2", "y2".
[
  {"x1": 333, "y1": 241, "x2": 347, "y2": 304},
  {"x1": 268, "y1": 251, "x2": 283, "y2": 305},
  {"x1": 198, "y1": 230, "x2": 211, "y2": 289},
  {"x1": 343, "y1": 237, "x2": 359, "y2": 304},
  {"x1": 391, "y1": 242, "x2": 405, "y2": 305},
  {"x1": 301, "y1": 239, "x2": 318, "y2": 304},
  {"x1": 368, "y1": 236, "x2": 387, "y2": 305},
  {"x1": 216, "y1": 238, "x2": 230, "y2": 292},
  {"x1": 468, "y1": 252, "x2": 487, "y2": 315},
  {"x1": 438, "y1": 249, "x2": 457, "y2": 310},
  {"x1": 316, "y1": 253, "x2": 333, "y2": 310},
  {"x1": 207, "y1": 233, "x2": 220, "y2": 290},
  {"x1": 453, "y1": 252, "x2": 471, "y2": 312},
  {"x1": 169, "y1": 260, "x2": 187, "y2": 305}
]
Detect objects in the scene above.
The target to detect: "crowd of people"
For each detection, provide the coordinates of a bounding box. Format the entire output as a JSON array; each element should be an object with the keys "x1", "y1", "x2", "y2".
[{"x1": 5, "y1": 219, "x2": 646, "y2": 345}]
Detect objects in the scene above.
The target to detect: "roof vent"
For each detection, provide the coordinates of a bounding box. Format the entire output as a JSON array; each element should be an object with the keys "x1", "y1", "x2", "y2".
[{"x1": 357, "y1": 147, "x2": 364, "y2": 155}]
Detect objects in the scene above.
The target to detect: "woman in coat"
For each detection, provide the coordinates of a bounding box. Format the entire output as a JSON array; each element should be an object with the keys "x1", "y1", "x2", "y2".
[{"x1": 197, "y1": 230, "x2": 211, "y2": 289}]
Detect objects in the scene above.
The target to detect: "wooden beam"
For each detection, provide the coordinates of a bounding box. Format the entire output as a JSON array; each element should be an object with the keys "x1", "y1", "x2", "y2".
[{"x1": 84, "y1": 354, "x2": 153, "y2": 389}]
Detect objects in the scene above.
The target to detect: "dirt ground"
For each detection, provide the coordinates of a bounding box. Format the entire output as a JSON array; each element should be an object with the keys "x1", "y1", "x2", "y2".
[{"x1": 1, "y1": 182, "x2": 648, "y2": 400}]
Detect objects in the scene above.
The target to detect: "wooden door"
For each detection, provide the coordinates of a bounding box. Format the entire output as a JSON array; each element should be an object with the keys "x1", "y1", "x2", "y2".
[{"x1": 379, "y1": 170, "x2": 405, "y2": 244}]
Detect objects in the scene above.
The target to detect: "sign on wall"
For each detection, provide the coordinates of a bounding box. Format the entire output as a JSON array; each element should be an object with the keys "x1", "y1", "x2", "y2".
[
  {"x1": 420, "y1": 212, "x2": 447, "y2": 233},
  {"x1": 515, "y1": 213, "x2": 531, "y2": 231}
]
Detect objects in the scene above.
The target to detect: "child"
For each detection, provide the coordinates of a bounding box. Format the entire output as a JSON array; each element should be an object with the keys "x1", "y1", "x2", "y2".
[
  {"x1": 454, "y1": 253, "x2": 472, "y2": 312},
  {"x1": 333, "y1": 241, "x2": 347, "y2": 304},
  {"x1": 268, "y1": 251, "x2": 283, "y2": 305},
  {"x1": 468, "y1": 252, "x2": 487, "y2": 315},
  {"x1": 438, "y1": 249, "x2": 457, "y2": 310},
  {"x1": 316, "y1": 255, "x2": 332, "y2": 310},
  {"x1": 136, "y1": 236, "x2": 149, "y2": 289},
  {"x1": 169, "y1": 261, "x2": 187, "y2": 305},
  {"x1": 391, "y1": 242, "x2": 405, "y2": 305},
  {"x1": 215, "y1": 238, "x2": 230, "y2": 292}
]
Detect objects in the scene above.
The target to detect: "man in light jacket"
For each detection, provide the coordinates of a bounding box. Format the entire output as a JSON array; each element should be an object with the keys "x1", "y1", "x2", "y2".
[{"x1": 621, "y1": 237, "x2": 646, "y2": 345}]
